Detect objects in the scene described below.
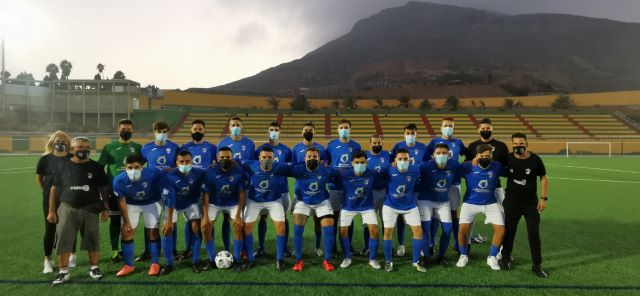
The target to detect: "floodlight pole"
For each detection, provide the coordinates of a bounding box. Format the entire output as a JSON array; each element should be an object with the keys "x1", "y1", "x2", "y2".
[{"x1": 1, "y1": 38, "x2": 5, "y2": 112}]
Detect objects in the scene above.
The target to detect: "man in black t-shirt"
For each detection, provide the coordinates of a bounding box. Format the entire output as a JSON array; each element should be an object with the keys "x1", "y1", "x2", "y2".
[
  {"x1": 46, "y1": 137, "x2": 110, "y2": 286},
  {"x1": 499, "y1": 133, "x2": 549, "y2": 278}
]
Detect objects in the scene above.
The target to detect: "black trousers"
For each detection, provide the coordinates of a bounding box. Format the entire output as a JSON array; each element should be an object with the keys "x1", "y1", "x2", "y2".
[
  {"x1": 42, "y1": 191, "x2": 57, "y2": 257},
  {"x1": 501, "y1": 198, "x2": 542, "y2": 266}
]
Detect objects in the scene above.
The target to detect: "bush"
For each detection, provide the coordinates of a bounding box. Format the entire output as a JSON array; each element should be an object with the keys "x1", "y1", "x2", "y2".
[
  {"x1": 443, "y1": 95, "x2": 460, "y2": 111},
  {"x1": 419, "y1": 99, "x2": 432, "y2": 110},
  {"x1": 551, "y1": 94, "x2": 575, "y2": 109}
]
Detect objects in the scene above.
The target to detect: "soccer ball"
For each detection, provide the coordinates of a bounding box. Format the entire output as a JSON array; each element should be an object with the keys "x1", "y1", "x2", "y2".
[{"x1": 215, "y1": 250, "x2": 233, "y2": 269}]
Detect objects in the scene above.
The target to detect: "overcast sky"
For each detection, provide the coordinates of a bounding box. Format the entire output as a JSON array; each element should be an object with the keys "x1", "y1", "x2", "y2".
[{"x1": 1, "y1": 0, "x2": 639, "y2": 89}]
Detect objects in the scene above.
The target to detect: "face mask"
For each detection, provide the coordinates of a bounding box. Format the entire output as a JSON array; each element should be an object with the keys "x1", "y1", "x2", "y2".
[
  {"x1": 191, "y1": 132, "x2": 204, "y2": 142},
  {"x1": 513, "y1": 146, "x2": 526, "y2": 155},
  {"x1": 260, "y1": 159, "x2": 273, "y2": 170},
  {"x1": 442, "y1": 127, "x2": 454, "y2": 137},
  {"x1": 338, "y1": 129, "x2": 350, "y2": 139},
  {"x1": 120, "y1": 130, "x2": 132, "y2": 141},
  {"x1": 230, "y1": 126, "x2": 242, "y2": 137},
  {"x1": 404, "y1": 135, "x2": 416, "y2": 145},
  {"x1": 155, "y1": 132, "x2": 168, "y2": 142},
  {"x1": 74, "y1": 149, "x2": 90, "y2": 160},
  {"x1": 53, "y1": 143, "x2": 67, "y2": 152},
  {"x1": 435, "y1": 154, "x2": 448, "y2": 166},
  {"x1": 306, "y1": 159, "x2": 319, "y2": 171},
  {"x1": 269, "y1": 131, "x2": 280, "y2": 141},
  {"x1": 478, "y1": 158, "x2": 492, "y2": 168},
  {"x1": 396, "y1": 160, "x2": 409, "y2": 173},
  {"x1": 353, "y1": 163, "x2": 367, "y2": 175},
  {"x1": 480, "y1": 130, "x2": 492, "y2": 140},
  {"x1": 178, "y1": 164, "x2": 192, "y2": 174},
  {"x1": 126, "y1": 169, "x2": 142, "y2": 182},
  {"x1": 371, "y1": 145, "x2": 382, "y2": 154},
  {"x1": 303, "y1": 131, "x2": 314, "y2": 141},
  {"x1": 220, "y1": 158, "x2": 233, "y2": 170}
]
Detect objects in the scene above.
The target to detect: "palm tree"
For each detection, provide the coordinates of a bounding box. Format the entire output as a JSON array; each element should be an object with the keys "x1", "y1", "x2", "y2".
[
  {"x1": 59, "y1": 60, "x2": 72, "y2": 79},
  {"x1": 113, "y1": 70, "x2": 126, "y2": 80},
  {"x1": 266, "y1": 97, "x2": 280, "y2": 110},
  {"x1": 397, "y1": 95, "x2": 411, "y2": 108},
  {"x1": 1, "y1": 70, "x2": 10, "y2": 81},
  {"x1": 96, "y1": 63, "x2": 105, "y2": 79},
  {"x1": 45, "y1": 63, "x2": 59, "y2": 81}
]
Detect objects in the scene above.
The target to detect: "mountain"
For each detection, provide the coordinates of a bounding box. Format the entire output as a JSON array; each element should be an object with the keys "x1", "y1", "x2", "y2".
[{"x1": 190, "y1": 1, "x2": 640, "y2": 98}]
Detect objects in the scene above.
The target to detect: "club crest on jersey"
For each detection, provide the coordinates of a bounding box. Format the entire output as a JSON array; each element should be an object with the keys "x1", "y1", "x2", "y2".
[
  {"x1": 87, "y1": 173, "x2": 93, "y2": 179},
  {"x1": 354, "y1": 187, "x2": 364, "y2": 197},
  {"x1": 166, "y1": 148, "x2": 171, "y2": 154},
  {"x1": 129, "y1": 147, "x2": 135, "y2": 153},
  {"x1": 179, "y1": 186, "x2": 190, "y2": 194},
  {"x1": 202, "y1": 148, "x2": 207, "y2": 153},
  {"x1": 349, "y1": 147, "x2": 353, "y2": 152},
  {"x1": 525, "y1": 168, "x2": 531, "y2": 175},
  {"x1": 488, "y1": 172, "x2": 494, "y2": 178},
  {"x1": 308, "y1": 182, "x2": 319, "y2": 191},
  {"x1": 446, "y1": 170, "x2": 451, "y2": 175},
  {"x1": 277, "y1": 150, "x2": 282, "y2": 155},
  {"x1": 437, "y1": 179, "x2": 447, "y2": 188},
  {"x1": 241, "y1": 145, "x2": 246, "y2": 151},
  {"x1": 478, "y1": 180, "x2": 488, "y2": 189},
  {"x1": 220, "y1": 184, "x2": 230, "y2": 192},
  {"x1": 142, "y1": 182, "x2": 148, "y2": 188},
  {"x1": 406, "y1": 176, "x2": 411, "y2": 182},
  {"x1": 228, "y1": 176, "x2": 234, "y2": 182},
  {"x1": 259, "y1": 180, "x2": 269, "y2": 189}
]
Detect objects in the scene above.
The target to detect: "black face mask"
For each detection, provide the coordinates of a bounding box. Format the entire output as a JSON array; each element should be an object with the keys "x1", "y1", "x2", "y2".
[
  {"x1": 478, "y1": 158, "x2": 492, "y2": 168},
  {"x1": 191, "y1": 132, "x2": 204, "y2": 142},
  {"x1": 120, "y1": 130, "x2": 132, "y2": 141},
  {"x1": 303, "y1": 131, "x2": 314, "y2": 142},
  {"x1": 372, "y1": 145, "x2": 383, "y2": 154},
  {"x1": 513, "y1": 146, "x2": 526, "y2": 155},
  {"x1": 53, "y1": 143, "x2": 67, "y2": 152},
  {"x1": 74, "y1": 150, "x2": 90, "y2": 160},
  {"x1": 306, "y1": 159, "x2": 319, "y2": 171},
  {"x1": 480, "y1": 130, "x2": 492, "y2": 140},
  {"x1": 220, "y1": 158, "x2": 233, "y2": 170}
]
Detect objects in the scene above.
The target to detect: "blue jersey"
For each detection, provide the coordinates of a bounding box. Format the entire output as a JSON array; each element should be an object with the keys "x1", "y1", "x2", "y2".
[
  {"x1": 112, "y1": 168, "x2": 164, "y2": 206},
  {"x1": 459, "y1": 161, "x2": 504, "y2": 205},
  {"x1": 219, "y1": 136, "x2": 255, "y2": 161},
  {"x1": 288, "y1": 164, "x2": 336, "y2": 205},
  {"x1": 181, "y1": 141, "x2": 217, "y2": 169},
  {"x1": 391, "y1": 141, "x2": 428, "y2": 166},
  {"x1": 335, "y1": 168, "x2": 381, "y2": 211},
  {"x1": 366, "y1": 150, "x2": 390, "y2": 190},
  {"x1": 162, "y1": 167, "x2": 206, "y2": 210},
  {"x1": 325, "y1": 139, "x2": 361, "y2": 169},
  {"x1": 255, "y1": 143, "x2": 292, "y2": 194},
  {"x1": 204, "y1": 164, "x2": 246, "y2": 207},
  {"x1": 292, "y1": 142, "x2": 326, "y2": 162},
  {"x1": 418, "y1": 159, "x2": 460, "y2": 202},
  {"x1": 383, "y1": 165, "x2": 421, "y2": 211},
  {"x1": 141, "y1": 140, "x2": 179, "y2": 170},
  {"x1": 241, "y1": 161, "x2": 290, "y2": 203},
  {"x1": 426, "y1": 137, "x2": 467, "y2": 184}
]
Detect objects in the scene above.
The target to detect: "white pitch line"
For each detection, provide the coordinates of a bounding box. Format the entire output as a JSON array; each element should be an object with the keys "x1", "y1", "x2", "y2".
[
  {"x1": 546, "y1": 164, "x2": 640, "y2": 174},
  {"x1": 0, "y1": 166, "x2": 34, "y2": 171},
  {"x1": 549, "y1": 177, "x2": 640, "y2": 184}
]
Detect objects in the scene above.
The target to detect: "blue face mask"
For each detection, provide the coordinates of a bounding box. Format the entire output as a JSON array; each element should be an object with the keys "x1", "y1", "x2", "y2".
[
  {"x1": 434, "y1": 154, "x2": 448, "y2": 167},
  {"x1": 442, "y1": 127, "x2": 454, "y2": 137},
  {"x1": 405, "y1": 134, "x2": 416, "y2": 145},
  {"x1": 339, "y1": 128, "x2": 350, "y2": 139},
  {"x1": 396, "y1": 160, "x2": 409, "y2": 173},
  {"x1": 353, "y1": 163, "x2": 367, "y2": 175},
  {"x1": 269, "y1": 131, "x2": 279, "y2": 141},
  {"x1": 178, "y1": 164, "x2": 192, "y2": 174},
  {"x1": 155, "y1": 132, "x2": 168, "y2": 142},
  {"x1": 230, "y1": 126, "x2": 242, "y2": 137}
]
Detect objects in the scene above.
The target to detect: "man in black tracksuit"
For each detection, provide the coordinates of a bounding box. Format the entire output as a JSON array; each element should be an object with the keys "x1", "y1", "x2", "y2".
[{"x1": 499, "y1": 133, "x2": 549, "y2": 278}]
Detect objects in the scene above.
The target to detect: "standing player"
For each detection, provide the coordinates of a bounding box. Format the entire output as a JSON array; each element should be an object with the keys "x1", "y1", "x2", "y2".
[
  {"x1": 113, "y1": 154, "x2": 164, "y2": 277},
  {"x1": 426, "y1": 117, "x2": 467, "y2": 253},
  {"x1": 179, "y1": 119, "x2": 217, "y2": 261},
  {"x1": 361, "y1": 134, "x2": 389, "y2": 256},
  {"x1": 254, "y1": 122, "x2": 292, "y2": 257},
  {"x1": 219, "y1": 116, "x2": 255, "y2": 252},
  {"x1": 159, "y1": 150, "x2": 206, "y2": 275},
  {"x1": 499, "y1": 133, "x2": 549, "y2": 277},
  {"x1": 336, "y1": 151, "x2": 383, "y2": 269},
  {"x1": 288, "y1": 147, "x2": 337, "y2": 272},
  {"x1": 98, "y1": 119, "x2": 142, "y2": 263},
  {"x1": 381, "y1": 148, "x2": 427, "y2": 272},
  {"x1": 201, "y1": 147, "x2": 246, "y2": 272},
  {"x1": 36, "y1": 131, "x2": 74, "y2": 273},
  {"x1": 391, "y1": 123, "x2": 428, "y2": 257},
  {"x1": 291, "y1": 121, "x2": 325, "y2": 256},
  {"x1": 456, "y1": 144, "x2": 504, "y2": 270}
]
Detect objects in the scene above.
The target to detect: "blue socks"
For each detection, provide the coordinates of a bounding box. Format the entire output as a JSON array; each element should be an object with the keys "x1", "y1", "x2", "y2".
[
  {"x1": 323, "y1": 226, "x2": 335, "y2": 261},
  {"x1": 412, "y1": 238, "x2": 423, "y2": 263},
  {"x1": 294, "y1": 225, "x2": 304, "y2": 260},
  {"x1": 315, "y1": 227, "x2": 322, "y2": 249},
  {"x1": 397, "y1": 217, "x2": 406, "y2": 245},
  {"x1": 191, "y1": 232, "x2": 202, "y2": 264},
  {"x1": 341, "y1": 236, "x2": 351, "y2": 259},
  {"x1": 233, "y1": 239, "x2": 243, "y2": 262},
  {"x1": 205, "y1": 239, "x2": 216, "y2": 261},
  {"x1": 383, "y1": 239, "x2": 393, "y2": 262},
  {"x1": 438, "y1": 222, "x2": 452, "y2": 258},
  {"x1": 458, "y1": 244, "x2": 469, "y2": 256},
  {"x1": 172, "y1": 226, "x2": 178, "y2": 254},
  {"x1": 369, "y1": 238, "x2": 379, "y2": 260},
  {"x1": 245, "y1": 234, "x2": 255, "y2": 262},
  {"x1": 258, "y1": 217, "x2": 267, "y2": 250},
  {"x1": 150, "y1": 239, "x2": 160, "y2": 264},
  {"x1": 222, "y1": 216, "x2": 231, "y2": 251},
  {"x1": 276, "y1": 235, "x2": 286, "y2": 261},
  {"x1": 421, "y1": 221, "x2": 432, "y2": 257},
  {"x1": 162, "y1": 235, "x2": 174, "y2": 266},
  {"x1": 121, "y1": 240, "x2": 134, "y2": 266},
  {"x1": 490, "y1": 244, "x2": 500, "y2": 257}
]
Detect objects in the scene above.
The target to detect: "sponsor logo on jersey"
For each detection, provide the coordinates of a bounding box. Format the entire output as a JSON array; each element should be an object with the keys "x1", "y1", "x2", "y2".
[{"x1": 70, "y1": 185, "x2": 91, "y2": 192}]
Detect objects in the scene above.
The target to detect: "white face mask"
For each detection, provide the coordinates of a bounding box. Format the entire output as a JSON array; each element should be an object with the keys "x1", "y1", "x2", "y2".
[
  {"x1": 126, "y1": 169, "x2": 142, "y2": 182},
  {"x1": 269, "y1": 131, "x2": 280, "y2": 141},
  {"x1": 396, "y1": 160, "x2": 409, "y2": 173},
  {"x1": 405, "y1": 134, "x2": 416, "y2": 145},
  {"x1": 155, "y1": 132, "x2": 168, "y2": 142},
  {"x1": 442, "y1": 127, "x2": 454, "y2": 137},
  {"x1": 178, "y1": 164, "x2": 192, "y2": 174},
  {"x1": 230, "y1": 126, "x2": 242, "y2": 137}
]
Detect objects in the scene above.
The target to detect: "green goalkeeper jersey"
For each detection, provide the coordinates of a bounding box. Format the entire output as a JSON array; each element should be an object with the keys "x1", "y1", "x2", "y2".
[{"x1": 98, "y1": 141, "x2": 142, "y2": 179}]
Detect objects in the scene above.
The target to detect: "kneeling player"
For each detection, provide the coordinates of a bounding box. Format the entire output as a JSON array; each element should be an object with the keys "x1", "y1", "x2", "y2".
[
  {"x1": 456, "y1": 144, "x2": 505, "y2": 270},
  {"x1": 201, "y1": 147, "x2": 246, "y2": 272},
  {"x1": 160, "y1": 150, "x2": 206, "y2": 275},
  {"x1": 114, "y1": 154, "x2": 164, "y2": 277}
]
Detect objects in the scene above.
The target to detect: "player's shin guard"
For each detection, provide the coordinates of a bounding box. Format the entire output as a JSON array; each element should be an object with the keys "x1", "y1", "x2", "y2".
[
  {"x1": 121, "y1": 239, "x2": 134, "y2": 266},
  {"x1": 245, "y1": 234, "x2": 255, "y2": 262},
  {"x1": 150, "y1": 239, "x2": 160, "y2": 264},
  {"x1": 341, "y1": 236, "x2": 351, "y2": 259},
  {"x1": 439, "y1": 222, "x2": 452, "y2": 258},
  {"x1": 323, "y1": 226, "x2": 335, "y2": 261},
  {"x1": 383, "y1": 239, "x2": 393, "y2": 262},
  {"x1": 276, "y1": 235, "x2": 286, "y2": 261},
  {"x1": 233, "y1": 239, "x2": 242, "y2": 262},
  {"x1": 397, "y1": 217, "x2": 406, "y2": 245},
  {"x1": 294, "y1": 225, "x2": 304, "y2": 260},
  {"x1": 258, "y1": 217, "x2": 267, "y2": 250},
  {"x1": 490, "y1": 244, "x2": 500, "y2": 257},
  {"x1": 420, "y1": 221, "x2": 432, "y2": 257},
  {"x1": 369, "y1": 238, "x2": 379, "y2": 260},
  {"x1": 452, "y1": 216, "x2": 460, "y2": 249},
  {"x1": 205, "y1": 239, "x2": 216, "y2": 261},
  {"x1": 184, "y1": 223, "x2": 192, "y2": 252},
  {"x1": 222, "y1": 217, "x2": 231, "y2": 251},
  {"x1": 430, "y1": 218, "x2": 440, "y2": 247},
  {"x1": 162, "y1": 235, "x2": 175, "y2": 266},
  {"x1": 412, "y1": 239, "x2": 423, "y2": 263},
  {"x1": 363, "y1": 226, "x2": 370, "y2": 250},
  {"x1": 191, "y1": 232, "x2": 202, "y2": 264}
]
